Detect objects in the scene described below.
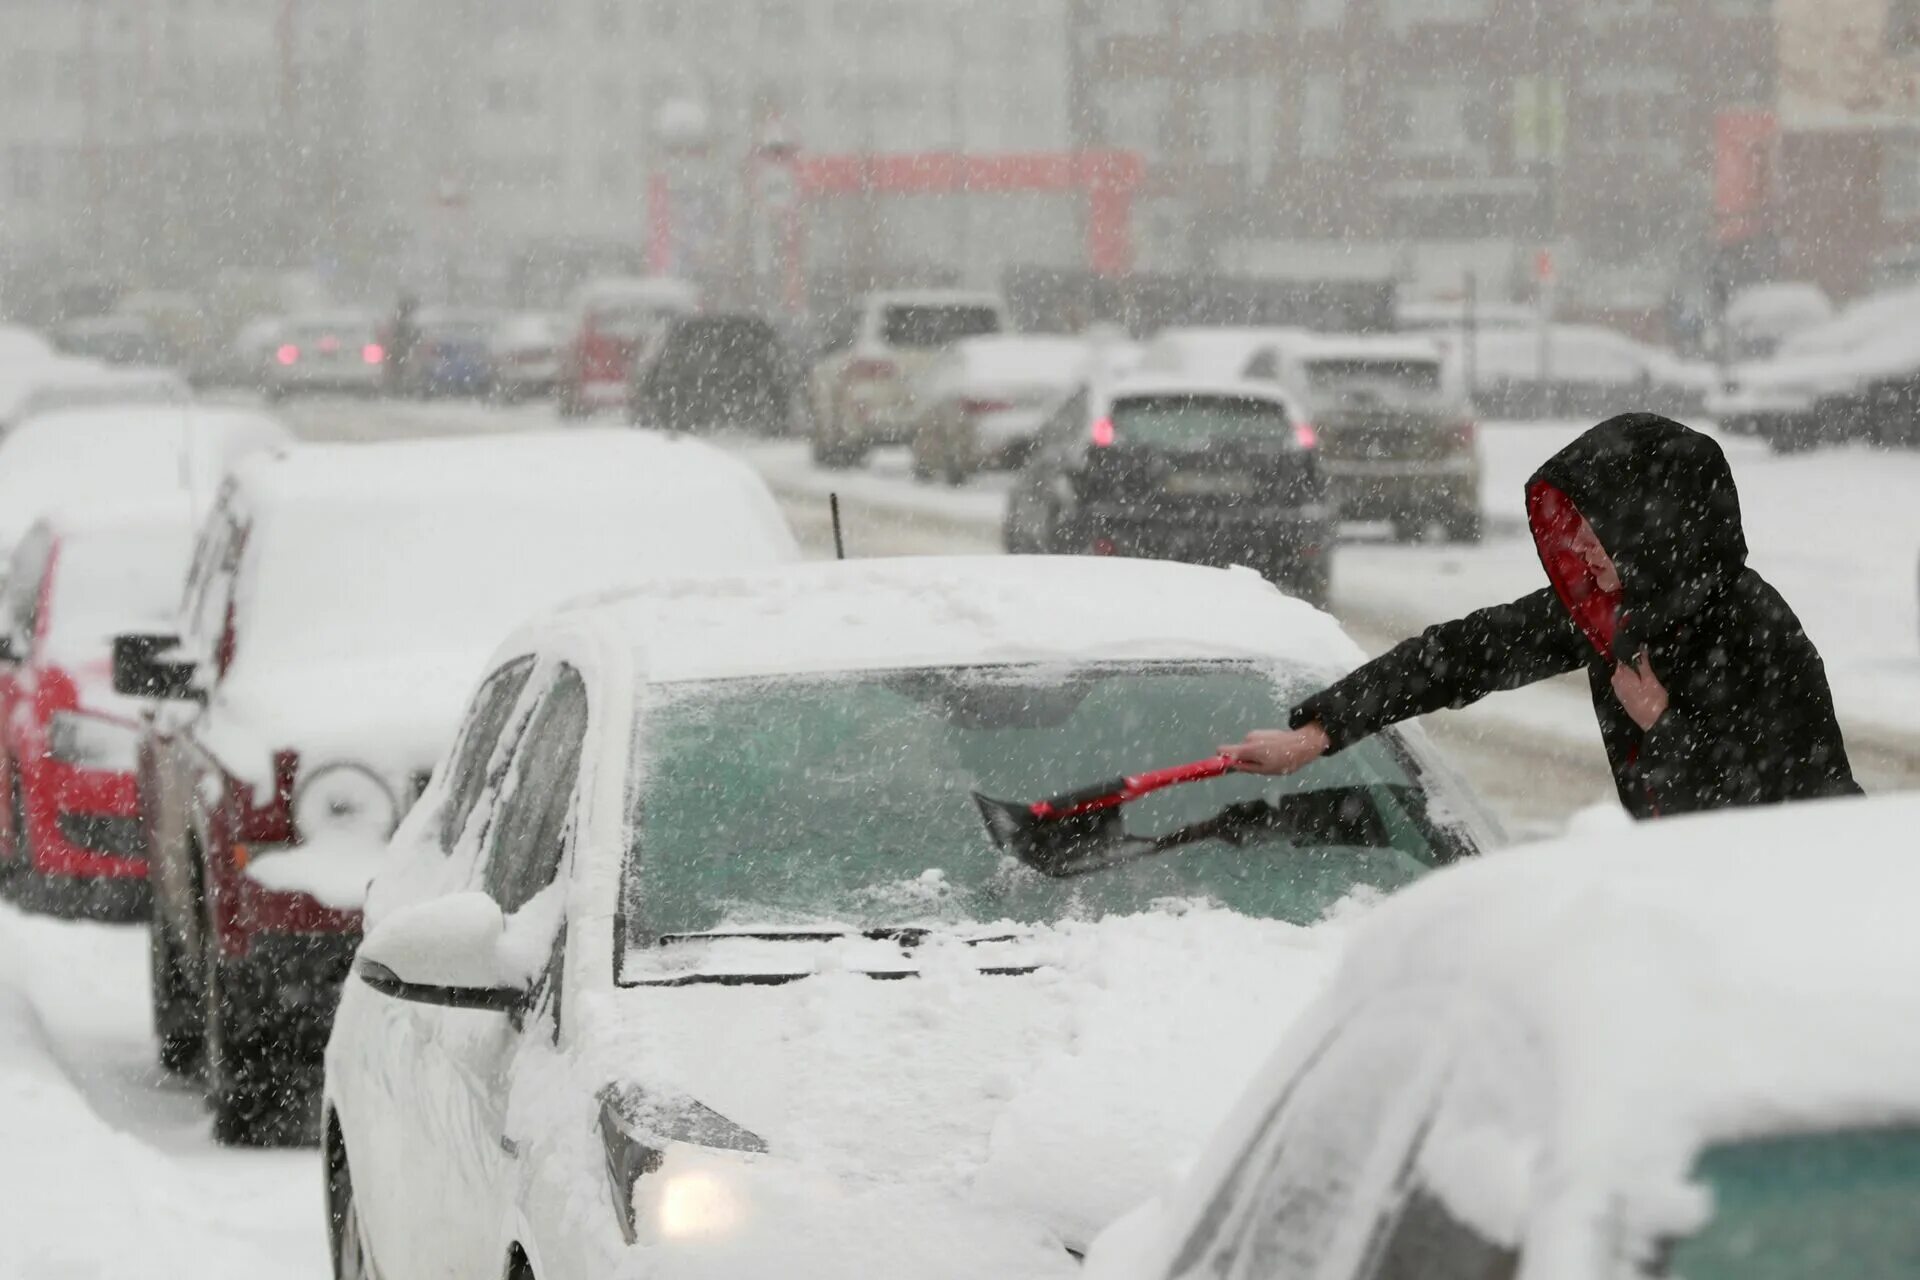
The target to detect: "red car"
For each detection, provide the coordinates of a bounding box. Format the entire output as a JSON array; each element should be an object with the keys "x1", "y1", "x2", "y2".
[
  {"x1": 0, "y1": 507, "x2": 195, "y2": 919},
  {"x1": 555, "y1": 276, "x2": 699, "y2": 416}
]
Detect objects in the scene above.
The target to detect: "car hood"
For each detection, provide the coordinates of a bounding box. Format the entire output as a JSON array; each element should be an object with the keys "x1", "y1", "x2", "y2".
[{"x1": 592, "y1": 907, "x2": 1353, "y2": 1251}]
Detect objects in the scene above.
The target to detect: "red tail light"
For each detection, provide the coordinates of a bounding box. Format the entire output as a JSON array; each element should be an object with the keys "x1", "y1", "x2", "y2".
[
  {"x1": 1090, "y1": 417, "x2": 1116, "y2": 448},
  {"x1": 1091, "y1": 536, "x2": 1118, "y2": 556},
  {"x1": 363, "y1": 343, "x2": 384, "y2": 365},
  {"x1": 276, "y1": 344, "x2": 299, "y2": 366},
  {"x1": 1453, "y1": 420, "x2": 1478, "y2": 449},
  {"x1": 318, "y1": 335, "x2": 340, "y2": 355},
  {"x1": 238, "y1": 749, "x2": 299, "y2": 845},
  {"x1": 846, "y1": 358, "x2": 897, "y2": 382},
  {"x1": 580, "y1": 326, "x2": 628, "y2": 380},
  {"x1": 1294, "y1": 421, "x2": 1319, "y2": 450},
  {"x1": 960, "y1": 397, "x2": 1014, "y2": 416}
]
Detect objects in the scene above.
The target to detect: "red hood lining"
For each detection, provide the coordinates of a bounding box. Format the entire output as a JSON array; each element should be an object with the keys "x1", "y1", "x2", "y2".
[{"x1": 1527, "y1": 480, "x2": 1621, "y2": 660}]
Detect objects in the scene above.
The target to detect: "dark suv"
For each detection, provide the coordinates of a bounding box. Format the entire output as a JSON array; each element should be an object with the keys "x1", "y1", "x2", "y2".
[
  {"x1": 1003, "y1": 377, "x2": 1335, "y2": 605},
  {"x1": 629, "y1": 313, "x2": 801, "y2": 435}
]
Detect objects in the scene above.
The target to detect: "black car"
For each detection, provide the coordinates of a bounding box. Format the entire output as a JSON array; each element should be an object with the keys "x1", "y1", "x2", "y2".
[
  {"x1": 628, "y1": 313, "x2": 801, "y2": 435},
  {"x1": 1003, "y1": 377, "x2": 1336, "y2": 605}
]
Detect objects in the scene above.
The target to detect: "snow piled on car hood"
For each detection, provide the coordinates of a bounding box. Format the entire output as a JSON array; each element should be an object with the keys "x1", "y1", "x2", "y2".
[{"x1": 587, "y1": 906, "x2": 1354, "y2": 1253}]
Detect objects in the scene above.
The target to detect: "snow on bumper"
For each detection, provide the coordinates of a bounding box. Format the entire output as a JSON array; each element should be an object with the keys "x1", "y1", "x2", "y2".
[{"x1": 242, "y1": 834, "x2": 389, "y2": 914}]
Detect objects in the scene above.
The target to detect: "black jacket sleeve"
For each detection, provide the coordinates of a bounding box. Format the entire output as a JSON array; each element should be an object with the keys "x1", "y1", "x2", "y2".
[{"x1": 1290, "y1": 588, "x2": 1588, "y2": 752}]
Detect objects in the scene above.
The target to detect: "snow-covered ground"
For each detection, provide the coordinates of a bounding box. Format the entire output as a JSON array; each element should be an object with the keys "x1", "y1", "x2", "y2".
[{"x1": 0, "y1": 902, "x2": 326, "y2": 1277}]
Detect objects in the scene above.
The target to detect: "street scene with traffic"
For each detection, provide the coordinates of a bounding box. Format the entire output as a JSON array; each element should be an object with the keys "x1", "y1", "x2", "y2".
[{"x1": 4, "y1": 2, "x2": 1920, "y2": 1278}]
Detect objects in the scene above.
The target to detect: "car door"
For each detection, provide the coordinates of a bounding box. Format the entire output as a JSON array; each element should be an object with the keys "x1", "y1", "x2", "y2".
[{"x1": 401, "y1": 664, "x2": 591, "y2": 1280}]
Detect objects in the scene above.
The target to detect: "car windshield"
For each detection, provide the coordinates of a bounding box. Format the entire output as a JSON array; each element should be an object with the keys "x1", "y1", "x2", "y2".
[
  {"x1": 1668, "y1": 1127, "x2": 1920, "y2": 1279},
  {"x1": 620, "y1": 661, "x2": 1479, "y2": 957},
  {"x1": 1109, "y1": 396, "x2": 1294, "y2": 451},
  {"x1": 881, "y1": 304, "x2": 1002, "y2": 348},
  {"x1": 1305, "y1": 358, "x2": 1443, "y2": 398}
]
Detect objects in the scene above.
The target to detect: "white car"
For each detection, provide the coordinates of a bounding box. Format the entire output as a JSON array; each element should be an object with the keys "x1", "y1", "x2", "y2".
[
  {"x1": 323, "y1": 556, "x2": 1501, "y2": 1279},
  {"x1": 0, "y1": 404, "x2": 290, "y2": 559},
  {"x1": 122, "y1": 429, "x2": 800, "y2": 1143},
  {"x1": 1085, "y1": 792, "x2": 1920, "y2": 1280},
  {"x1": 492, "y1": 311, "x2": 566, "y2": 401},
  {"x1": 263, "y1": 310, "x2": 384, "y2": 399},
  {"x1": 0, "y1": 357, "x2": 190, "y2": 433},
  {"x1": 1138, "y1": 327, "x2": 1310, "y2": 383}
]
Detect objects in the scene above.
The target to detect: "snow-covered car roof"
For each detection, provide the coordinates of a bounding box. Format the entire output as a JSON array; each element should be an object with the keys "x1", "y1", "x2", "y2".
[
  {"x1": 0, "y1": 324, "x2": 55, "y2": 364},
  {"x1": 0, "y1": 360, "x2": 191, "y2": 429},
  {"x1": 0, "y1": 404, "x2": 289, "y2": 549},
  {"x1": 1255, "y1": 331, "x2": 1447, "y2": 366},
  {"x1": 1311, "y1": 793, "x2": 1920, "y2": 1176},
  {"x1": 31, "y1": 499, "x2": 199, "y2": 673},
  {"x1": 1138, "y1": 327, "x2": 1309, "y2": 380},
  {"x1": 547, "y1": 555, "x2": 1359, "y2": 685}
]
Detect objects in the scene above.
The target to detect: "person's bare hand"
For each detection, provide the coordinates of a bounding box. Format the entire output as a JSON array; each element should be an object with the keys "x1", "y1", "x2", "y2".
[
  {"x1": 1611, "y1": 648, "x2": 1670, "y2": 731},
  {"x1": 1219, "y1": 724, "x2": 1332, "y2": 776}
]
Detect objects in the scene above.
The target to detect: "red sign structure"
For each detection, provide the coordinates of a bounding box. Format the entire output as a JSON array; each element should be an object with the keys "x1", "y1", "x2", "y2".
[
  {"x1": 793, "y1": 150, "x2": 1145, "y2": 279},
  {"x1": 1715, "y1": 111, "x2": 1778, "y2": 244}
]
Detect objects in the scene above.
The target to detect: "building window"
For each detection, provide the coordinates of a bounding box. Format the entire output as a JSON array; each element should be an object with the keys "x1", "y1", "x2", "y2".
[
  {"x1": 1301, "y1": 74, "x2": 1342, "y2": 158},
  {"x1": 1884, "y1": 135, "x2": 1920, "y2": 221},
  {"x1": 1393, "y1": 85, "x2": 1475, "y2": 158}
]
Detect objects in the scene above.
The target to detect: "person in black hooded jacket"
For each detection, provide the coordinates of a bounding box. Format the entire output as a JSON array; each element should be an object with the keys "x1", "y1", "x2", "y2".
[{"x1": 1221, "y1": 413, "x2": 1862, "y2": 819}]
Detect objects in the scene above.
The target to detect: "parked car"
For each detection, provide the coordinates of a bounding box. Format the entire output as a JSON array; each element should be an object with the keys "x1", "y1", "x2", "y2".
[
  {"x1": 322, "y1": 556, "x2": 1500, "y2": 1279},
  {"x1": 1240, "y1": 332, "x2": 1482, "y2": 542},
  {"x1": 1722, "y1": 280, "x2": 1834, "y2": 361},
  {"x1": 629, "y1": 312, "x2": 801, "y2": 435},
  {"x1": 52, "y1": 314, "x2": 162, "y2": 366},
  {"x1": 263, "y1": 311, "x2": 384, "y2": 400},
  {"x1": 0, "y1": 404, "x2": 290, "y2": 561},
  {"x1": 909, "y1": 333, "x2": 1141, "y2": 484},
  {"x1": 1712, "y1": 296, "x2": 1920, "y2": 451},
  {"x1": 1085, "y1": 792, "x2": 1920, "y2": 1280},
  {"x1": 808, "y1": 289, "x2": 1008, "y2": 467},
  {"x1": 0, "y1": 359, "x2": 190, "y2": 433},
  {"x1": 490, "y1": 311, "x2": 565, "y2": 402},
  {"x1": 120, "y1": 430, "x2": 799, "y2": 1143},
  {"x1": 1005, "y1": 377, "x2": 1335, "y2": 604},
  {"x1": 398, "y1": 307, "x2": 499, "y2": 398},
  {"x1": 0, "y1": 323, "x2": 57, "y2": 365},
  {"x1": 557, "y1": 277, "x2": 700, "y2": 417},
  {"x1": 1446, "y1": 323, "x2": 1709, "y2": 420},
  {"x1": 0, "y1": 505, "x2": 198, "y2": 919},
  {"x1": 1136, "y1": 326, "x2": 1309, "y2": 382}
]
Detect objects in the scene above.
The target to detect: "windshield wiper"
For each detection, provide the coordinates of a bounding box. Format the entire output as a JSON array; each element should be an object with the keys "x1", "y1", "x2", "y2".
[{"x1": 653, "y1": 926, "x2": 1020, "y2": 949}]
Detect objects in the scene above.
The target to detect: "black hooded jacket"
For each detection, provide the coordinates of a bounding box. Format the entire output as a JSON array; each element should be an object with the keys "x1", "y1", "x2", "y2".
[{"x1": 1290, "y1": 414, "x2": 1861, "y2": 819}]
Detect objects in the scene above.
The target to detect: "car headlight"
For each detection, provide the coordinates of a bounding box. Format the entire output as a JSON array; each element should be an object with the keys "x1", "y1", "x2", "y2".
[
  {"x1": 47, "y1": 712, "x2": 141, "y2": 772},
  {"x1": 293, "y1": 763, "x2": 398, "y2": 841},
  {"x1": 598, "y1": 1085, "x2": 768, "y2": 1245}
]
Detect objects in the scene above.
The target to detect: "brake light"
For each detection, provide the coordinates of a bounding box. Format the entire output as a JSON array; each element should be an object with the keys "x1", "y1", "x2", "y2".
[
  {"x1": 961, "y1": 397, "x2": 1014, "y2": 416},
  {"x1": 318, "y1": 335, "x2": 340, "y2": 355},
  {"x1": 276, "y1": 344, "x2": 299, "y2": 366},
  {"x1": 1453, "y1": 420, "x2": 1478, "y2": 449},
  {"x1": 363, "y1": 343, "x2": 384, "y2": 365},
  {"x1": 846, "y1": 358, "x2": 896, "y2": 382},
  {"x1": 1090, "y1": 417, "x2": 1116, "y2": 448},
  {"x1": 1091, "y1": 536, "x2": 1118, "y2": 556},
  {"x1": 1294, "y1": 421, "x2": 1319, "y2": 450},
  {"x1": 238, "y1": 749, "x2": 299, "y2": 845}
]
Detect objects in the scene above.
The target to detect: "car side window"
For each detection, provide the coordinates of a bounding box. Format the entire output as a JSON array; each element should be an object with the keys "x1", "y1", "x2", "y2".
[
  {"x1": 480, "y1": 666, "x2": 589, "y2": 915},
  {"x1": 1245, "y1": 349, "x2": 1280, "y2": 382},
  {"x1": 1363, "y1": 1186, "x2": 1518, "y2": 1280},
  {"x1": 438, "y1": 658, "x2": 537, "y2": 853}
]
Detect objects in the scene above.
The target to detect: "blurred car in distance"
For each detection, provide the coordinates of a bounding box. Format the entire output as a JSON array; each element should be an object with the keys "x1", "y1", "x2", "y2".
[
  {"x1": 397, "y1": 307, "x2": 499, "y2": 399},
  {"x1": 1722, "y1": 281, "x2": 1834, "y2": 361},
  {"x1": 53, "y1": 314, "x2": 162, "y2": 366},
  {"x1": 1004, "y1": 376, "x2": 1335, "y2": 604},
  {"x1": 808, "y1": 289, "x2": 1008, "y2": 467},
  {"x1": 557, "y1": 277, "x2": 700, "y2": 417},
  {"x1": 1084, "y1": 792, "x2": 1920, "y2": 1280},
  {"x1": 0, "y1": 404, "x2": 290, "y2": 563},
  {"x1": 120, "y1": 430, "x2": 800, "y2": 1143},
  {"x1": 629, "y1": 312, "x2": 801, "y2": 435},
  {"x1": 910, "y1": 333, "x2": 1142, "y2": 484},
  {"x1": 1444, "y1": 323, "x2": 1709, "y2": 420},
  {"x1": 323, "y1": 556, "x2": 1498, "y2": 1278},
  {"x1": 0, "y1": 505, "x2": 197, "y2": 920},
  {"x1": 489, "y1": 311, "x2": 565, "y2": 402},
  {"x1": 1137, "y1": 326, "x2": 1311, "y2": 383},
  {"x1": 1241, "y1": 332, "x2": 1481, "y2": 542},
  {"x1": 263, "y1": 311, "x2": 383, "y2": 400}
]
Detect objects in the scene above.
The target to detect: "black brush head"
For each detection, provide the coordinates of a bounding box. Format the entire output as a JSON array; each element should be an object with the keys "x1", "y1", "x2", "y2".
[{"x1": 972, "y1": 792, "x2": 1128, "y2": 877}]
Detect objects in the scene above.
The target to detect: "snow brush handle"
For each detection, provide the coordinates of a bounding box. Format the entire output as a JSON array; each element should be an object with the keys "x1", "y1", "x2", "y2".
[{"x1": 1029, "y1": 756, "x2": 1235, "y2": 821}]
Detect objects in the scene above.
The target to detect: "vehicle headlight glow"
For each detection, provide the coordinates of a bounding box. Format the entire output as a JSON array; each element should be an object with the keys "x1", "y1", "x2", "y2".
[
  {"x1": 47, "y1": 712, "x2": 141, "y2": 772},
  {"x1": 292, "y1": 763, "x2": 397, "y2": 841},
  {"x1": 657, "y1": 1170, "x2": 747, "y2": 1240}
]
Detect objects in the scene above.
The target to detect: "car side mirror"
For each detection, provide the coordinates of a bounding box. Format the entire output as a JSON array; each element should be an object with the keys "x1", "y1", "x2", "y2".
[
  {"x1": 112, "y1": 633, "x2": 203, "y2": 702},
  {"x1": 356, "y1": 891, "x2": 529, "y2": 1013}
]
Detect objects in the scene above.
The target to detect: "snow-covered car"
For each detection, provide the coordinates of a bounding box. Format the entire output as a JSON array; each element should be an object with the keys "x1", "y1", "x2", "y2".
[
  {"x1": 322, "y1": 556, "x2": 1502, "y2": 1279},
  {"x1": 909, "y1": 332, "x2": 1142, "y2": 483},
  {"x1": 0, "y1": 404, "x2": 290, "y2": 562},
  {"x1": 808, "y1": 289, "x2": 1009, "y2": 467},
  {"x1": 0, "y1": 504, "x2": 197, "y2": 920},
  {"x1": 399, "y1": 307, "x2": 500, "y2": 399},
  {"x1": 0, "y1": 323, "x2": 57, "y2": 365},
  {"x1": 262, "y1": 310, "x2": 384, "y2": 400},
  {"x1": 1137, "y1": 326, "x2": 1309, "y2": 383},
  {"x1": 491, "y1": 311, "x2": 566, "y2": 402},
  {"x1": 628, "y1": 313, "x2": 803, "y2": 436},
  {"x1": 0, "y1": 358, "x2": 190, "y2": 433},
  {"x1": 1004, "y1": 377, "x2": 1335, "y2": 604},
  {"x1": 558, "y1": 277, "x2": 701, "y2": 418},
  {"x1": 1239, "y1": 332, "x2": 1480, "y2": 542},
  {"x1": 1084, "y1": 792, "x2": 1920, "y2": 1280},
  {"x1": 118, "y1": 430, "x2": 799, "y2": 1143},
  {"x1": 1722, "y1": 280, "x2": 1833, "y2": 360},
  {"x1": 1450, "y1": 324, "x2": 1707, "y2": 420}
]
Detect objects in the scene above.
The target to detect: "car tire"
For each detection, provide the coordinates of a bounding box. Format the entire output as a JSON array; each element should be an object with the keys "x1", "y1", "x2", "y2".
[
  {"x1": 328, "y1": 1148, "x2": 378, "y2": 1280},
  {"x1": 151, "y1": 909, "x2": 204, "y2": 1076},
  {"x1": 1444, "y1": 509, "x2": 1484, "y2": 544},
  {"x1": 204, "y1": 951, "x2": 292, "y2": 1147}
]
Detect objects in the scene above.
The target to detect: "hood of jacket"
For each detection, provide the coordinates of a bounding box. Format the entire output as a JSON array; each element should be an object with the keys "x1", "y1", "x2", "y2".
[{"x1": 1525, "y1": 413, "x2": 1748, "y2": 660}]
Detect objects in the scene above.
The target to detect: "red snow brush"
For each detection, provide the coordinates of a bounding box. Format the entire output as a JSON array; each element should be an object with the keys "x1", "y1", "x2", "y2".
[{"x1": 972, "y1": 756, "x2": 1235, "y2": 875}]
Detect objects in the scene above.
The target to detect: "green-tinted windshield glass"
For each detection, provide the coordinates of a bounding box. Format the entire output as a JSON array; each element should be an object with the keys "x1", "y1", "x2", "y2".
[
  {"x1": 1669, "y1": 1127, "x2": 1920, "y2": 1279},
  {"x1": 622, "y1": 662, "x2": 1475, "y2": 951},
  {"x1": 1109, "y1": 396, "x2": 1293, "y2": 451}
]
